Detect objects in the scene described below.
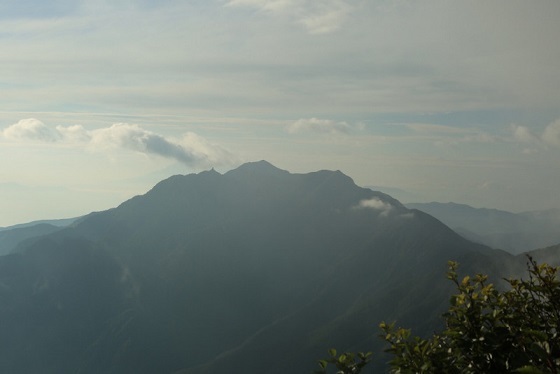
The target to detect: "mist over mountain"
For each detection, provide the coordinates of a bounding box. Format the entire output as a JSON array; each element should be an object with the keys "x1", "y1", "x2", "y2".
[
  {"x1": 0, "y1": 161, "x2": 556, "y2": 373},
  {"x1": 406, "y1": 202, "x2": 560, "y2": 254}
]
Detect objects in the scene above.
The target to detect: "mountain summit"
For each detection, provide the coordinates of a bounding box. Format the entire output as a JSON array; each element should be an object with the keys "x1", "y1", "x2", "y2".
[
  {"x1": 226, "y1": 159, "x2": 288, "y2": 176},
  {"x1": 0, "y1": 161, "x2": 527, "y2": 373}
]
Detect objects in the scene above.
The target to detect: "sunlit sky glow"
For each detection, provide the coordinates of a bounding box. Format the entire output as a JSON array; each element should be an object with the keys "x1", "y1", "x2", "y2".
[{"x1": 1, "y1": 0, "x2": 559, "y2": 226}]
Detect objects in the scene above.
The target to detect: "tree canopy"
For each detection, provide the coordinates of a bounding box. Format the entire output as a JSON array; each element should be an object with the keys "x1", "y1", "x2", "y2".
[{"x1": 316, "y1": 257, "x2": 560, "y2": 373}]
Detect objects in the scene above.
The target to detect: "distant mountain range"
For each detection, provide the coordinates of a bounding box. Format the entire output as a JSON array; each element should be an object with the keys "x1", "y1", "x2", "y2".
[
  {"x1": 0, "y1": 161, "x2": 557, "y2": 373},
  {"x1": 0, "y1": 217, "x2": 78, "y2": 232},
  {"x1": 405, "y1": 202, "x2": 560, "y2": 254},
  {"x1": 0, "y1": 217, "x2": 79, "y2": 256}
]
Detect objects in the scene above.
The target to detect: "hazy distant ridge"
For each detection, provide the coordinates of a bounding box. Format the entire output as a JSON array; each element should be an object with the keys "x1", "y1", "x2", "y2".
[{"x1": 406, "y1": 202, "x2": 560, "y2": 253}]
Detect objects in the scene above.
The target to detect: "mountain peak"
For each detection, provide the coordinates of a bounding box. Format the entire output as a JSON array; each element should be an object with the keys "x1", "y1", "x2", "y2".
[
  {"x1": 199, "y1": 167, "x2": 221, "y2": 177},
  {"x1": 226, "y1": 160, "x2": 289, "y2": 177}
]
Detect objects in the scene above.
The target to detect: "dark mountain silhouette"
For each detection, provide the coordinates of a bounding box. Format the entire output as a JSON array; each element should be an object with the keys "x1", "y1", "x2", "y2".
[
  {"x1": 0, "y1": 161, "x2": 555, "y2": 373},
  {"x1": 406, "y1": 202, "x2": 560, "y2": 254}
]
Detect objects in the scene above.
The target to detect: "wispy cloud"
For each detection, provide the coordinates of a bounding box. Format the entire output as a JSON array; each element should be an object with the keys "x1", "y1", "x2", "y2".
[
  {"x1": 2, "y1": 2, "x2": 558, "y2": 119},
  {"x1": 225, "y1": 0, "x2": 352, "y2": 34},
  {"x1": 287, "y1": 117, "x2": 357, "y2": 135},
  {"x1": 297, "y1": 1, "x2": 352, "y2": 34},
  {"x1": 406, "y1": 123, "x2": 470, "y2": 134},
  {"x1": 403, "y1": 122, "x2": 497, "y2": 146},
  {"x1": 1, "y1": 119, "x2": 235, "y2": 167},
  {"x1": 225, "y1": 0, "x2": 294, "y2": 13}
]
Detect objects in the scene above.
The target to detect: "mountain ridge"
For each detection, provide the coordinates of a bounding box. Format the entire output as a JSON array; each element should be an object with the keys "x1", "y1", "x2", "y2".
[
  {"x1": 406, "y1": 202, "x2": 560, "y2": 253},
  {"x1": 0, "y1": 161, "x2": 553, "y2": 373}
]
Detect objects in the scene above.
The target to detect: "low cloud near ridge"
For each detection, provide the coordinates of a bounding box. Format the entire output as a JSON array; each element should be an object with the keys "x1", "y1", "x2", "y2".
[
  {"x1": 1, "y1": 119, "x2": 234, "y2": 167},
  {"x1": 354, "y1": 197, "x2": 393, "y2": 216}
]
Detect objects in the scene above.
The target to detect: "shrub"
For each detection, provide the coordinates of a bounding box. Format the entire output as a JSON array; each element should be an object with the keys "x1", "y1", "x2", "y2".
[{"x1": 316, "y1": 257, "x2": 560, "y2": 373}]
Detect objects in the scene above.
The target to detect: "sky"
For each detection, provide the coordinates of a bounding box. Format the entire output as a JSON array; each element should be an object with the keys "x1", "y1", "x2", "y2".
[{"x1": 1, "y1": 0, "x2": 559, "y2": 226}]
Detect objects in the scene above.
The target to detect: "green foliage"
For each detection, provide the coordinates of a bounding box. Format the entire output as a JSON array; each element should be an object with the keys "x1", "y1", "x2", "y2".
[
  {"x1": 316, "y1": 257, "x2": 560, "y2": 373},
  {"x1": 314, "y1": 348, "x2": 373, "y2": 374}
]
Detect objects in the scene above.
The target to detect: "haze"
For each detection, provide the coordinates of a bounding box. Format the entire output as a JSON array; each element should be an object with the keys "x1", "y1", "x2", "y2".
[{"x1": 1, "y1": 0, "x2": 559, "y2": 226}]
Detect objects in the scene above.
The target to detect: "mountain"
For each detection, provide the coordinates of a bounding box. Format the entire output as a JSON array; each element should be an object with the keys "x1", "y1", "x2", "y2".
[
  {"x1": 0, "y1": 224, "x2": 59, "y2": 256},
  {"x1": 406, "y1": 202, "x2": 560, "y2": 254},
  {"x1": 0, "y1": 217, "x2": 79, "y2": 232},
  {"x1": 0, "y1": 217, "x2": 80, "y2": 256},
  {"x1": 0, "y1": 161, "x2": 554, "y2": 373},
  {"x1": 522, "y1": 243, "x2": 560, "y2": 265}
]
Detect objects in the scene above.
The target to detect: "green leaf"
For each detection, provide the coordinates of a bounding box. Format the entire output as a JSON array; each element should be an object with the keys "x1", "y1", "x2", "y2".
[
  {"x1": 514, "y1": 365, "x2": 546, "y2": 374},
  {"x1": 525, "y1": 329, "x2": 548, "y2": 341}
]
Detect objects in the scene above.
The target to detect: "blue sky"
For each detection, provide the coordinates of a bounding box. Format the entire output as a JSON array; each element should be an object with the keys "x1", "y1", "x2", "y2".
[{"x1": 1, "y1": 0, "x2": 559, "y2": 226}]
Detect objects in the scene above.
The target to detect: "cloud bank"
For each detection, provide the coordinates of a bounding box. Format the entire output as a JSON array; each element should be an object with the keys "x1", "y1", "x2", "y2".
[{"x1": 1, "y1": 119, "x2": 234, "y2": 167}]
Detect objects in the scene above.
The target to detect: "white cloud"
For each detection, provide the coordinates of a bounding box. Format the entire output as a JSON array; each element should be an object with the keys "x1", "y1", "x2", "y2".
[
  {"x1": 510, "y1": 119, "x2": 560, "y2": 151},
  {"x1": 178, "y1": 132, "x2": 237, "y2": 167},
  {"x1": 87, "y1": 124, "x2": 236, "y2": 167},
  {"x1": 542, "y1": 119, "x2": 560, "y2": 147},
  {"x1": 2, "y1": 2, "x2": 559, "y2": 118},
  {"x1": 55, "y1": 124, "x2": 90, "y2": 142},
  {"x1": 512, "y1": 125, "x2": 539, "y2": 144},
  {"x1": 287, "y1": 117, "x2": 353, "y2": 135},
  {"x1": 2, "y1": 118, "x2": 61, "y2": 142},
  {"x1": 1, "y1": 119, "x2": 235, "y2": 167},
  {"x1": 298, "y1": 1, "x2": 352, "y2": 34},
  {"x1": 354, "y1": 197, "x2": 393, "y2": 216}
]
